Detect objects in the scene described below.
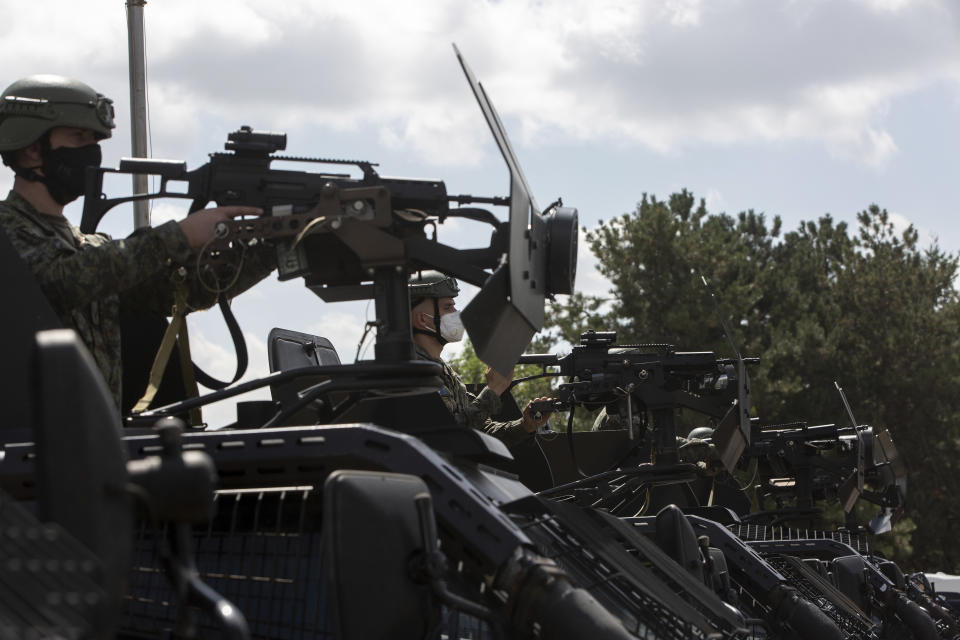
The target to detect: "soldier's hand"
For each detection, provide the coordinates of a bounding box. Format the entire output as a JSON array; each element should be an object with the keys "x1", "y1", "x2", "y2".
[
  {"x1": 179, "y1": 206, "x2": 264, "y2": 250},
  {"x1": 484, "y1": 366, "x2": 513, "y2": 396},
  {"x1": 522, "y1": 396, "x2": 554, "y2": 433}
]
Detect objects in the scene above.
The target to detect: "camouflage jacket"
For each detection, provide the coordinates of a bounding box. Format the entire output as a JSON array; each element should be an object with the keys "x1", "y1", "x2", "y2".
[
  {"x1": 0, "y1": 191, "x2": 276, "y2": 409},
  {"x1": 414, "y1": 344, "x2": 532, "y2": 448}
]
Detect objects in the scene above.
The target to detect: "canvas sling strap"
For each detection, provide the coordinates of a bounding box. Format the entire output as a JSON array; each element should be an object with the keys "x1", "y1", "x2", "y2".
[{"x1": 133, "y1": 281, "x2": 248, "y2": 425}]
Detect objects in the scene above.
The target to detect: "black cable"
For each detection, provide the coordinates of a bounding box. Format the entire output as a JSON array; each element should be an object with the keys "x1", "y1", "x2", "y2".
[
  {"x1": 137, "y1": 364, "x2": 376, "y2": 417},
  {"x1": 193, "y1": 296, "x2": 248, "y2": 390},
  {"x1": 354, "y1": 320, "x2": 377, "y2": 363},
  {"x1": 508, "y1": 372, "x2": 561, "y2": 389},
  {"x1": 260, "y1": 373, "x2": 442, "y2": 429},
  {"x1": 534, "y1": 435, "x2": 557, "y2": 489}
]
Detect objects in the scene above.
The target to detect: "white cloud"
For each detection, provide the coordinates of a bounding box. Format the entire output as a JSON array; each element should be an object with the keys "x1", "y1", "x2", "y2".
[
  {"x1": 663, "y1": 0, "x2": 704, "y2": 27},
  {"x1": 853, "y1": 0, "x2": 928, "y2": 12},
  {"x1": 377, "y1": 110, "x2": 487, "y2": 167},
  {"x1": 180, "y1": 324, "x2": 272, "y2": 427},
  {"x1": 304, "y1": 309, "x2": 373, "y2": 364},
  {"x1": 573, "y1": 226, "x2": 614, "y2": 301},
  {"x1": 186, "y1": 323, "x2": 258, "y2": 382},
  {"x1": 888, "y1": 211, "x2": 937, "y2": 249},
  {"x1": 704, "y1": 188, "x2": 727, "y2": 215},
  {"x1": 4, "y1": 0, "x2": 957, "y2": 170},
  {"x1": 149, "y1": 201, "x2": 187, "y2": 225},
  {"x1": 827, "y1": 126, "x2": 899, "y2": 167}
]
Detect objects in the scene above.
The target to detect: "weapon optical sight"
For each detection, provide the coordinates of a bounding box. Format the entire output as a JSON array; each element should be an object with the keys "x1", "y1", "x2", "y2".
[{"x1": 225, "y1": 125, "x2": 287, "y2": 154}]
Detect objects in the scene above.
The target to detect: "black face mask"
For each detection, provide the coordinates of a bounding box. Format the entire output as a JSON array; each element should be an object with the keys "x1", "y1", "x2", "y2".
[{"x1": 40, "y1": 143, "x2": 102, "y2": 205}]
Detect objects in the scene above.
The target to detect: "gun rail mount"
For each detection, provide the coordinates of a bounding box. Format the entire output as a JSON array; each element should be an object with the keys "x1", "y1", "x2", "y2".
[{"x1": 79, "y1": 45, "x2": 578, "y2": 375}]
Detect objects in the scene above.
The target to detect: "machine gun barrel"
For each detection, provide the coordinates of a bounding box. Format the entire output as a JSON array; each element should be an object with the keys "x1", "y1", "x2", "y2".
[
  {"x1": 516, "y1": 353, "x2": 560, "y2": 366},
  {"x1": 755, "y1": 423, "x2": 840, "y2": 441},
  {"x1": 118, "y1": 157, "x2": 189, "y2": 178}
]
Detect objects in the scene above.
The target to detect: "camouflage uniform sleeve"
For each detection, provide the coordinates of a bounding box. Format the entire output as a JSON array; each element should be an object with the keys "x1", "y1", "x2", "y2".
[
  {"x1": 443, "y1": 365, "x2": 502, "y2": 430},
  {"x1": 121, "y1": 236, "x2": 277, "y2": 314},
  {"x1": 4, "y1": 218, "x2": 192, "y2": 315},
  {"x1": 450, "y1": 378, "x2": 533, "y2": 448},
  {"x1": 473, "y1": 387, "x2": 502, "y2": 423},
  {"x1": 481, "y1": 415, "x2": 533, "y2": 448},
  {"x1": 429, "y1": 353, "x2": 533, "y2": 447}
]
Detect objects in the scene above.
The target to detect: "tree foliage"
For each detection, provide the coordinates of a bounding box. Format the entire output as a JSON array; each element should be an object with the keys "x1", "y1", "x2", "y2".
[
  {"x1": 548, "y1": 191, "x2": 960, "y2": 571},
  {"x1": 451, "y1": 190, "x2": 959, "y2": 570}
]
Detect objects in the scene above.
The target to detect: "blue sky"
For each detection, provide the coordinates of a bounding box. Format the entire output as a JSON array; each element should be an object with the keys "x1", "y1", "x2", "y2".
[{"x1": 2, "y1": 0, "x2": 958, "y2": 424}]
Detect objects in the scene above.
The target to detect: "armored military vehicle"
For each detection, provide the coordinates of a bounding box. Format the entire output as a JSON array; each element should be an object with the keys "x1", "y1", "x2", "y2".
[{"x1": 1, "y1": 48, "x2": 954, "y2": 640}]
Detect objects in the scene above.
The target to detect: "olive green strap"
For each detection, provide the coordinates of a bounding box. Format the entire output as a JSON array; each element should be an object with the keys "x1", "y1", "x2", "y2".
[{"x1": 175, "y1": 316, "x2": 203, "y2": 426}]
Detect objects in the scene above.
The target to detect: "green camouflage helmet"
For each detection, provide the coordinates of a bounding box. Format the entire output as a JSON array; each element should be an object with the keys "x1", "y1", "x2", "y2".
[
  {"x1": 687, "y1": 426, "x2": 715, "y2": 440},
  {"x1": 408, "y1": 270, "x2": 459, "y2": 303},
  {"x1": 0, "y1": 75, "x2": 115, "y2": 151}
]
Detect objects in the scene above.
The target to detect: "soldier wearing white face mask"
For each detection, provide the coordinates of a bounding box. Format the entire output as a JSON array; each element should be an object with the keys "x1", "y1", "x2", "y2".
[{"x1": 409, "y1": 271, "x2": 550, "y2": 447}]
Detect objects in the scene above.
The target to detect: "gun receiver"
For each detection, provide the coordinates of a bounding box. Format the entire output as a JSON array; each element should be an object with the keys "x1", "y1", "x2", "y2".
[
  {"x1": 745, "y1": 420, "x2": 906, "y2": 529},
  {"x1": 82, "y1": 126, "x2": 453, "y2": 237},
  {"x1": 519, "y1": 331, "x2": 755, "y2": 463}
]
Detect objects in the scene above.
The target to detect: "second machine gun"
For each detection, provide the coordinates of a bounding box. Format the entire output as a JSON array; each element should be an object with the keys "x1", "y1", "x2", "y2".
[
  {"x1": 513, "y1": 331, "x2": 757, "y2": 517},
  {"x1": 520, "y1": 330, "x2": 755, "y2": 465},
  {"x1": 742, "y1": 419, "x2": 907, "y2": 532}
]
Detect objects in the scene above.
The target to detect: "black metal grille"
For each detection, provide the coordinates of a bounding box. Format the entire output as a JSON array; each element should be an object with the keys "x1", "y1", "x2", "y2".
[
  {"x1": 121, "y1": 486, "x2": 329, "y2": 639},
  {"x1": 119, "y1": 485, "x2": 495, "y2": 640},
  {"x1": 763, "y1": 554, "x2": 878, "y2": 639},
  {"x1": 726, "y1": 581, "x2": 773, "y2": 640},
  {"x1": 606, "y1": 532, "x2": 750, "y2": 638},
  {"x1": 438, "y1": 608, "x2": 494, "y2": 640},
  {"x1": 0, "y1": 494, "x2": 104, "y2": 640},
  {"x1": 515, "y1": 510, "x2": 715, "y2": 640},
  {"x1": 728, "y1": 524, "x2": 870, "y2": 555}
]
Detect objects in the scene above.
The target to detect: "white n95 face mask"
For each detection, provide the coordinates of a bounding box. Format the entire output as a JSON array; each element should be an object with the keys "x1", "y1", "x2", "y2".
[{"x1": 438, "y1": 311, "x2": 465, "y2": 343}]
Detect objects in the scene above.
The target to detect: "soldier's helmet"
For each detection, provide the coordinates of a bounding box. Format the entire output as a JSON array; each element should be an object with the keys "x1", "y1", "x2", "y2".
[
  {"x1": 408, "y1": 271, "x2": 459, "y2": 305},
  {"x1": 0, "y1": 75, "x2": 115, "y2": 152},
  {"x1": 687, "y1": 426, "x2": 715, "y2": 440}
]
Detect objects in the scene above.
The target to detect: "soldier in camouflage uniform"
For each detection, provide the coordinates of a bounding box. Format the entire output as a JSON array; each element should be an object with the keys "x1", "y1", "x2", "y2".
[
  {"x1": 409, "y1": 271, "x2": 551, "y2": 447},
  {"x1": 0, "y1": 75, "x2": 275, "y2": 409}
]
